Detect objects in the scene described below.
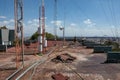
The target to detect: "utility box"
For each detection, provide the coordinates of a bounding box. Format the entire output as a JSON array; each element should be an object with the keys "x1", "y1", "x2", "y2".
[
  {"x1": 0, "y1": 29, "x2": 9, "y2": 45},
  {"x1": 9, "y1": 30, "x2": 15, "y2": 45},
  {"x1": 0, "y1": 29, "x2": 15, "y2": 51},
  {"x1": 106, "y1": 52, "x2": 120, "y2": 63},
  {"x1": 93, "y1": 46, "x2": 112, "y2": 53}
]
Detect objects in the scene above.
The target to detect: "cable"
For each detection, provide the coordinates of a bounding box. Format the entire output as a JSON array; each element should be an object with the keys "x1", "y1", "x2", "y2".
[
  {"x1": 98, "y1": 0, "x2": 115, "y2": 37},
  {"x1": 108, "y1": 0, "x2": 118, "y2": 39}
]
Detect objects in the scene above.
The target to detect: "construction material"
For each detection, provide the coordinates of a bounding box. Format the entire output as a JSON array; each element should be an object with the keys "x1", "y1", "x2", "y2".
[
  {"x1": 52, "y1": 73, "x2": 69, "y2": 80},
  {"x1": 51, "y1": 53, "x2": 76, "y2": 63},
  {"x1": 94, "y1": 46, "x2": 112, "y2": 53}
]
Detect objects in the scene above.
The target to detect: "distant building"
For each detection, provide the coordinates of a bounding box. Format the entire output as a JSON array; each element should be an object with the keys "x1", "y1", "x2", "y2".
[
  {"x1": 0, "y1": 29, "x2": 14, "y2": 51},
  {"x1": 0, "y1": 29, "x2": 14, "y2": 46}
]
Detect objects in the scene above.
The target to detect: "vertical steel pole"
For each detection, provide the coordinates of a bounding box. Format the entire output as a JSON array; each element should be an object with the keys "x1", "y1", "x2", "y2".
[
  {"x1": 42, "y1": 0, "x2": 45, "y2": 53},
  {"x1": 54, "y1": 0, "x2": 57, "y2": 46},
  {"x1": 38, "y1": 6, "x2": 42, "y2": 54},
  {"x1": 14, "y1": 0, "x2": 24, "y2": 68},
  {"x1": 14, "y1": 0, "x2": 19, "y2": 69},
  {"x1": 21, "y1": 0, "x2": 24, "y2": 67}
]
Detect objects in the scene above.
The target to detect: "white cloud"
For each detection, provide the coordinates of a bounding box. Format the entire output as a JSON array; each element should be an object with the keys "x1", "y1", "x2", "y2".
[
  {"x1": 0, "y1": 18, "x2": 118, "y2": 37},
  {"x1": 0, "y1": 19, "x2": 14, "y2": 25},
  {"x1": 84, "y1": 19, "x2": 92, "y2": 24},
  {"x1": 28, "y1": 20, "x2": 32, "y2": 24},
  {"x1": 70, "y1": 23, "x2": 76, "y2": 26},
  {"x1": 51, "y1": 20, "x2": 62, "y2": 27},
  {"x1": 33, "y1": 19, "x2": 39, "y2": 23},
  {"x1": 41, "y1": 17, "x2": 47, "y2": 20},
  {"x1": 84, "y1": 19, "x2": 96, "y2": 26},
  {"x1": 56, "y1": 22, "x2": 117, "y2": 37},
  {"x1": 0, "y1": 16, "x2": 6, "y2": 19},
  {"x1": 9, "y1": 19, "x2": 14, "y2": 23},
  {"x1": 3, "y1": 21, "x2": 9, "y2": 24},
  {"x1": 0, "y1": 19, "x2": 14, "y2": 29}
]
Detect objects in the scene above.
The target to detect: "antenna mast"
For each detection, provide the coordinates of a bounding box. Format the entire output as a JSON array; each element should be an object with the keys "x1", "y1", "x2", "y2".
[
  {"x1": 42, "y1": 0, "x2": 45, "y2": 53},
  {"x1": 38, "y1": 0, "x2": 45, "y2": 54},
  {"x1": 14, "y1": 0, "x2": 24, "y2": 68},
  {"x1": 54, "y1": 0, "x2": 57, "y2": 45}
]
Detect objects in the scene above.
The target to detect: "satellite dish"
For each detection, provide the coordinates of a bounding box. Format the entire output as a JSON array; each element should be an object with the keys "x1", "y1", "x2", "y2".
[{"x1": 59, "y1": 26, "x2": 63, "y2": 30}]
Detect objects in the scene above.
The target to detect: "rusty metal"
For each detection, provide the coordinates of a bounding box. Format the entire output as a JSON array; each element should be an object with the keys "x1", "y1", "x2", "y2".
[
  {"x1": 52, "y1": 73, "x2": 69, "y2": 80},
  {"x1": 14, "y1": 0, "x2": 24, "y2": 69}
]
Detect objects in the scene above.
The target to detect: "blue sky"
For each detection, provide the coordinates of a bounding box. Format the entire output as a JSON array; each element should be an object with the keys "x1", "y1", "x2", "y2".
[{"x1": 0, "y1": 0, "x2": 120, "y2": 37}]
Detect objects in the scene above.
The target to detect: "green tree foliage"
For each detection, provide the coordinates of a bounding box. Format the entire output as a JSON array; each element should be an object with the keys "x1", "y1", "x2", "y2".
[
  {"x1": 30, "y1": 32, "x2": 39, "y2": 40},
  {"x1": 30, "y1": 32, "x2": 55, "y2": 40},
  {"x1": 104, "y1": 40, "x2": 112, "y2": 46},
  {"x1": 0, "y1": 26, "x2": 8, "y2": 29},
  {"x1": 104, "y1": 40, "x2": 119, "y2": 50},
  {"x1": 46, "y1": 32, "x2": 55, "y2": 39}
]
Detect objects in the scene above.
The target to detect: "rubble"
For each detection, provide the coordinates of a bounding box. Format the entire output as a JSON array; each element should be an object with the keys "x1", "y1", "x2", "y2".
[
  {"x1": 51, "y1": 53, "x2": 76, "y2": 63},
  {"x1": 52, "y1": 73, "x2": 69, "y2": 80}
]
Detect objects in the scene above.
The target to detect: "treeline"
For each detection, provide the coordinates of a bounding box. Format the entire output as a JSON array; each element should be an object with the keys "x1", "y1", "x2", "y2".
[{"x1": 30, "y1": 32, "x2": 56, "y2": 40}]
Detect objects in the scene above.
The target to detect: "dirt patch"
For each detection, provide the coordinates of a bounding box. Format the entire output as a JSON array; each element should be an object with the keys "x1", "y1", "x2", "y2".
[{"x1": 12, "y1": 57, "x2": 30, "y2": 62}]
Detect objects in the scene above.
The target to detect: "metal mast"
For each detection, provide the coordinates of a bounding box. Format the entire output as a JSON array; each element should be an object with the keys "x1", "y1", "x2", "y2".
[
  {"x1": 38, "y1": 0, "x2": 45, "y2": 54},
  {"x1": 14, "y1": 0, "x2": 24, "y2": 68},
  {"x1": 54, "y1": 0, "x2": 57, "y2": 45},
  {"x1": 63, "y1": 7, "x2": 66, "y2": 46},
  {"x1": 38, "y1": 5, "x2": 42, "y2": 54},
  {"x1": 42, "y1": 0, "x2": 45, "y2": 53}
]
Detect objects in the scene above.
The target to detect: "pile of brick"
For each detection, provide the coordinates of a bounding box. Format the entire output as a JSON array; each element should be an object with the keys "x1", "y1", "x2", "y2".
[{"x1": 51, "y1": 53, "x2": 76, "y2": 63}]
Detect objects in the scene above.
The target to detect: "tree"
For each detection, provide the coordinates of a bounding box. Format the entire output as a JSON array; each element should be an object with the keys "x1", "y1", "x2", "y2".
[
  {"x1": 30, "y1": 32, "x2": 39, "y2": 40},
  {"x1": 0, "y1": 26, "x2": 8, "y2": 29},
  {"x1": 46, "y1": 32, "x2": 55, "y2": 40},
  {"x1": 104, "y1": 40, "x2": 119, "y2": 50},
  {"x1": 30, "y1": 32, "x2": 55, "y2": 40}
]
